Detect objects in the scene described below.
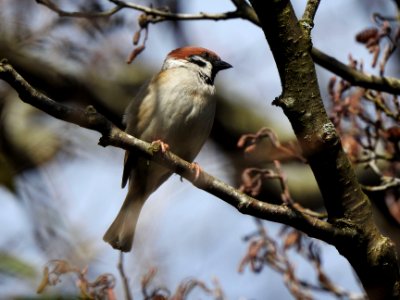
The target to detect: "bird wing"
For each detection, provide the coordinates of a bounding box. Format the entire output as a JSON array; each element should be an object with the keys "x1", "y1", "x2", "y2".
[
  {"x1": 121, "y1": 151, "x2": 135, "y2": 188},
  {"x1": 123, "y1": 78, "x2": 152, "y2": 136},
  {"x1": 121, "y1": 77, "x2": 157, "y2": 188}
]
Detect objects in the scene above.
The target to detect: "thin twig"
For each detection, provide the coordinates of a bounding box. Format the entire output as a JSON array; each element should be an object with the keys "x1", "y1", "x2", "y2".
[
  {"x1": 240, "y1": 222, "x2": 366, "y2": 299},
  {"x1": 37, "y1": 0, "x2": 251, "y2": 24},
  {"x1": 109, "y1": 0, "x2": 259, "y2": 25},
  {"x1": 118, "y1": 252, "x2": 133, "y2": 300},
  {"x1": 364, "y1": 90, "x2": 399, "y2": 121},
  {"x1": 36, "y1": 0, "x2": 123, "y2": 18},
  {"x1": 35, "y1": 0, "x2": 400, "y2": 95},
  {"x1": 362, "y1": 177, "x2": 400, "y2": 191}
]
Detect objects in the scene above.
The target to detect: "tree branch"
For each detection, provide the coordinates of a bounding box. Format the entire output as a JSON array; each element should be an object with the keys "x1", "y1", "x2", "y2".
[
  {"x1": 301, "y1": 0, "x2": 321, "y2": 36},
  {"x1": 36, "y1": 0, "x2": 250, "y2": 24},
  {"x1": 312, "y1": 47, "x2": 400, "y2": 95},
  {"x1": 302, "y1": 0, "x2": 321, "y2": 22},
  {"x1": 0, "y1": 59, "x2": 342, "y2": 245},
  {"x1": 249, "y1": 0, "x2": 400, "y2": 298},
  {"x1": 118, "y1": 252, "x2": 132, "y2": 300},
  {"x1": 36, "y1": 0, "x2": 124, "y2": 18},
  {"x1": 109, "y1": 0, "x2": 260, "y2": 25},
  {"x1": 35, "y1": 0, "x2": 400, "y2": 95},
  {"x1": 229, "y1": 0, "x2": 259, "y2": 25}
]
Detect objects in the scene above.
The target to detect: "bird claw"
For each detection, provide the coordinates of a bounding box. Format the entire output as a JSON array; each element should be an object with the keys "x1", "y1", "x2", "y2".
[
  {"x1": 190, "y1": 162, "x2": 202, "y2": 180},
  {"x1": 150, "y1": 140, "x2": 170, "y2": 153}
]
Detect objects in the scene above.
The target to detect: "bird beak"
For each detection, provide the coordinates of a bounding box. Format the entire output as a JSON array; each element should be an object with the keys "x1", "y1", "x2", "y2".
[{"x1": 213, "y1": 60, "x2": 233, "y2": 71}]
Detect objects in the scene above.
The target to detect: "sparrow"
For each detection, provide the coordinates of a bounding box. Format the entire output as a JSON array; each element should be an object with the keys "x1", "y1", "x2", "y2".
[{"x1": 103, "y1": 46, "x2": 232, "y2": 252}]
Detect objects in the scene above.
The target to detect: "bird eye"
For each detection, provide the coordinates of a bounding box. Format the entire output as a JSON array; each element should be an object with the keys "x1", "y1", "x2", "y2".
[{"x1": 189, "y1": 55, "x2": 207, "y2": 67}]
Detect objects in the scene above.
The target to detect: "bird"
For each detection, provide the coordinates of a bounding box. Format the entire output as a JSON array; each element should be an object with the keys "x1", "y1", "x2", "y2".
[{"x1": 103, "y1": 46, "x2": 232, "y2": 252}]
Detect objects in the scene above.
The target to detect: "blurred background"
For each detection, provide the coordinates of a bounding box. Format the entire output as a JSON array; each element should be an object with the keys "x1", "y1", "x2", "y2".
[{"x1": 0, "y1": 0, "x2": 397, "y2": 299}]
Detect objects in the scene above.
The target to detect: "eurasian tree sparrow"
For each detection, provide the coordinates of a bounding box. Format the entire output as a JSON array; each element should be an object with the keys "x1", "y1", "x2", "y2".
[{"x1": 103, "y1": 46, "x2": 232, "y2": 251}]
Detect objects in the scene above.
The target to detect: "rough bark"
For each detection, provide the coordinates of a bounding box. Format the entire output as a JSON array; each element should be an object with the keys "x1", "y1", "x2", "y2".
[{"x1": 249, "y1": 0, "x2": 400, "y2": 298}]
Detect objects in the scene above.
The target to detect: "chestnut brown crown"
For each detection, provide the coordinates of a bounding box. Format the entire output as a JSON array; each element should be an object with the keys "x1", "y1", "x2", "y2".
[{"x1": 165, "y1": 46, "x2": 232, "y2": 84}]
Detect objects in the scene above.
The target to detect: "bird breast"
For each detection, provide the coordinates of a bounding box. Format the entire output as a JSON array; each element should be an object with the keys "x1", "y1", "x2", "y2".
[{"x1": 140, "y1": 67, "x2": 216, "y2": 161}]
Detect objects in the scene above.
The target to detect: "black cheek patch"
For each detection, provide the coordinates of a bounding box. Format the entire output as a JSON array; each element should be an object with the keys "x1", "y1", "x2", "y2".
[{"x1": 189, "y1": 56, "x2": 207, "y2": 67}]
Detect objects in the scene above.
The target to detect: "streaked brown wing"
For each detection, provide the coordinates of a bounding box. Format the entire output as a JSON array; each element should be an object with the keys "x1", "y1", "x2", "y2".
[{"x1": 121, "y1": 76, "x2": 158, "y2": 188}]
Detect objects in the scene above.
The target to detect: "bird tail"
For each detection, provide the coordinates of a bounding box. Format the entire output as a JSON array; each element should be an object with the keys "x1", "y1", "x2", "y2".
[{"x1": 103, "y1": 187, "x2": 147, "y2": 252}]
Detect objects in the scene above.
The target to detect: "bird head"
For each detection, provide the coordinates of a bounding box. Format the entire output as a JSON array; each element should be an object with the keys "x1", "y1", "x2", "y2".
[{"x1": 162, "y1": 46, "x2": 232, "y2": 85}]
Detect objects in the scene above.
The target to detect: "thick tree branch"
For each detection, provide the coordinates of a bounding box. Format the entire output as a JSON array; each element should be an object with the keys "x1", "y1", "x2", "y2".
[
  {"x1": 249, "y1": 0, "x2": 400, "y2": 298},
  {"x1": 0, "y1": 60, "x2": 342, "y2": 245}
]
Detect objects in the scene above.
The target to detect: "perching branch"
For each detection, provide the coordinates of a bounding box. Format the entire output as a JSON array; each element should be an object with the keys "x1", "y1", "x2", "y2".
[{"x1": 0, "y1": 60, "x2": 342, "y2": 245}]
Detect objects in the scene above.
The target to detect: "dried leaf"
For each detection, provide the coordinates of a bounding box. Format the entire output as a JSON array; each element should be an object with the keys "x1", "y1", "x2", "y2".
[
  {"x1": 355, "y1": 27, "x2": 379, "y2": 44},
  {"x1": 386, "y1": 126, "x2": 400, "y2": 142},
  {"x1": 127, "y1": 45, "x2": 146, "y2": 64},
  {"x1": 133, "y1": 30, "x2": 141, "y2": 45},
  {"x1": 36, "y1": 266, "x2": 50, "y2": 294},
  {"x1": 283, "y1": 231, "x2": 300, "y2": 250}
]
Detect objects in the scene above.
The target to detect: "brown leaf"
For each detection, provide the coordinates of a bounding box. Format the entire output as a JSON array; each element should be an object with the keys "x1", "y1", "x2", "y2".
[
  {"x1": 283, "y1": 231, "x2": 300, "y2": 250},
  {"x1": 341, "y1": 135, "x2": 360, "y2": 160},
  {"x1": 133, "y1": 30, "x2": 141, "y2": 45},
  {"x1": 126, "y1": 45, "x2": 146, "y2": 64},
  {"x1": 386, "y1": 126, "x2": 400, "y2": 142},
  {"x1": 355, "y1": 27, "x2": 379, "y2": 44},
  {"x1": 36, "y1": 266, "x2": 50, "y2": 294}
]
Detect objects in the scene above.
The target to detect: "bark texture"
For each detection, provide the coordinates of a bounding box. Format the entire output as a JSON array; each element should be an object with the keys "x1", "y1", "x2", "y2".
[{"x1": 249, "y1": 0, "x2": 400, "y2": 298}]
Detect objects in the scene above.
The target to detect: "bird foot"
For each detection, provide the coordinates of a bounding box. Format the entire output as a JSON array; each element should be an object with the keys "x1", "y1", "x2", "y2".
[
  {"x1": 190, "y1": 162, "x2": 202, "y2": 180},
  {"x1": 150, "y1": 140, "x2": 170, "y2": 153}
]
